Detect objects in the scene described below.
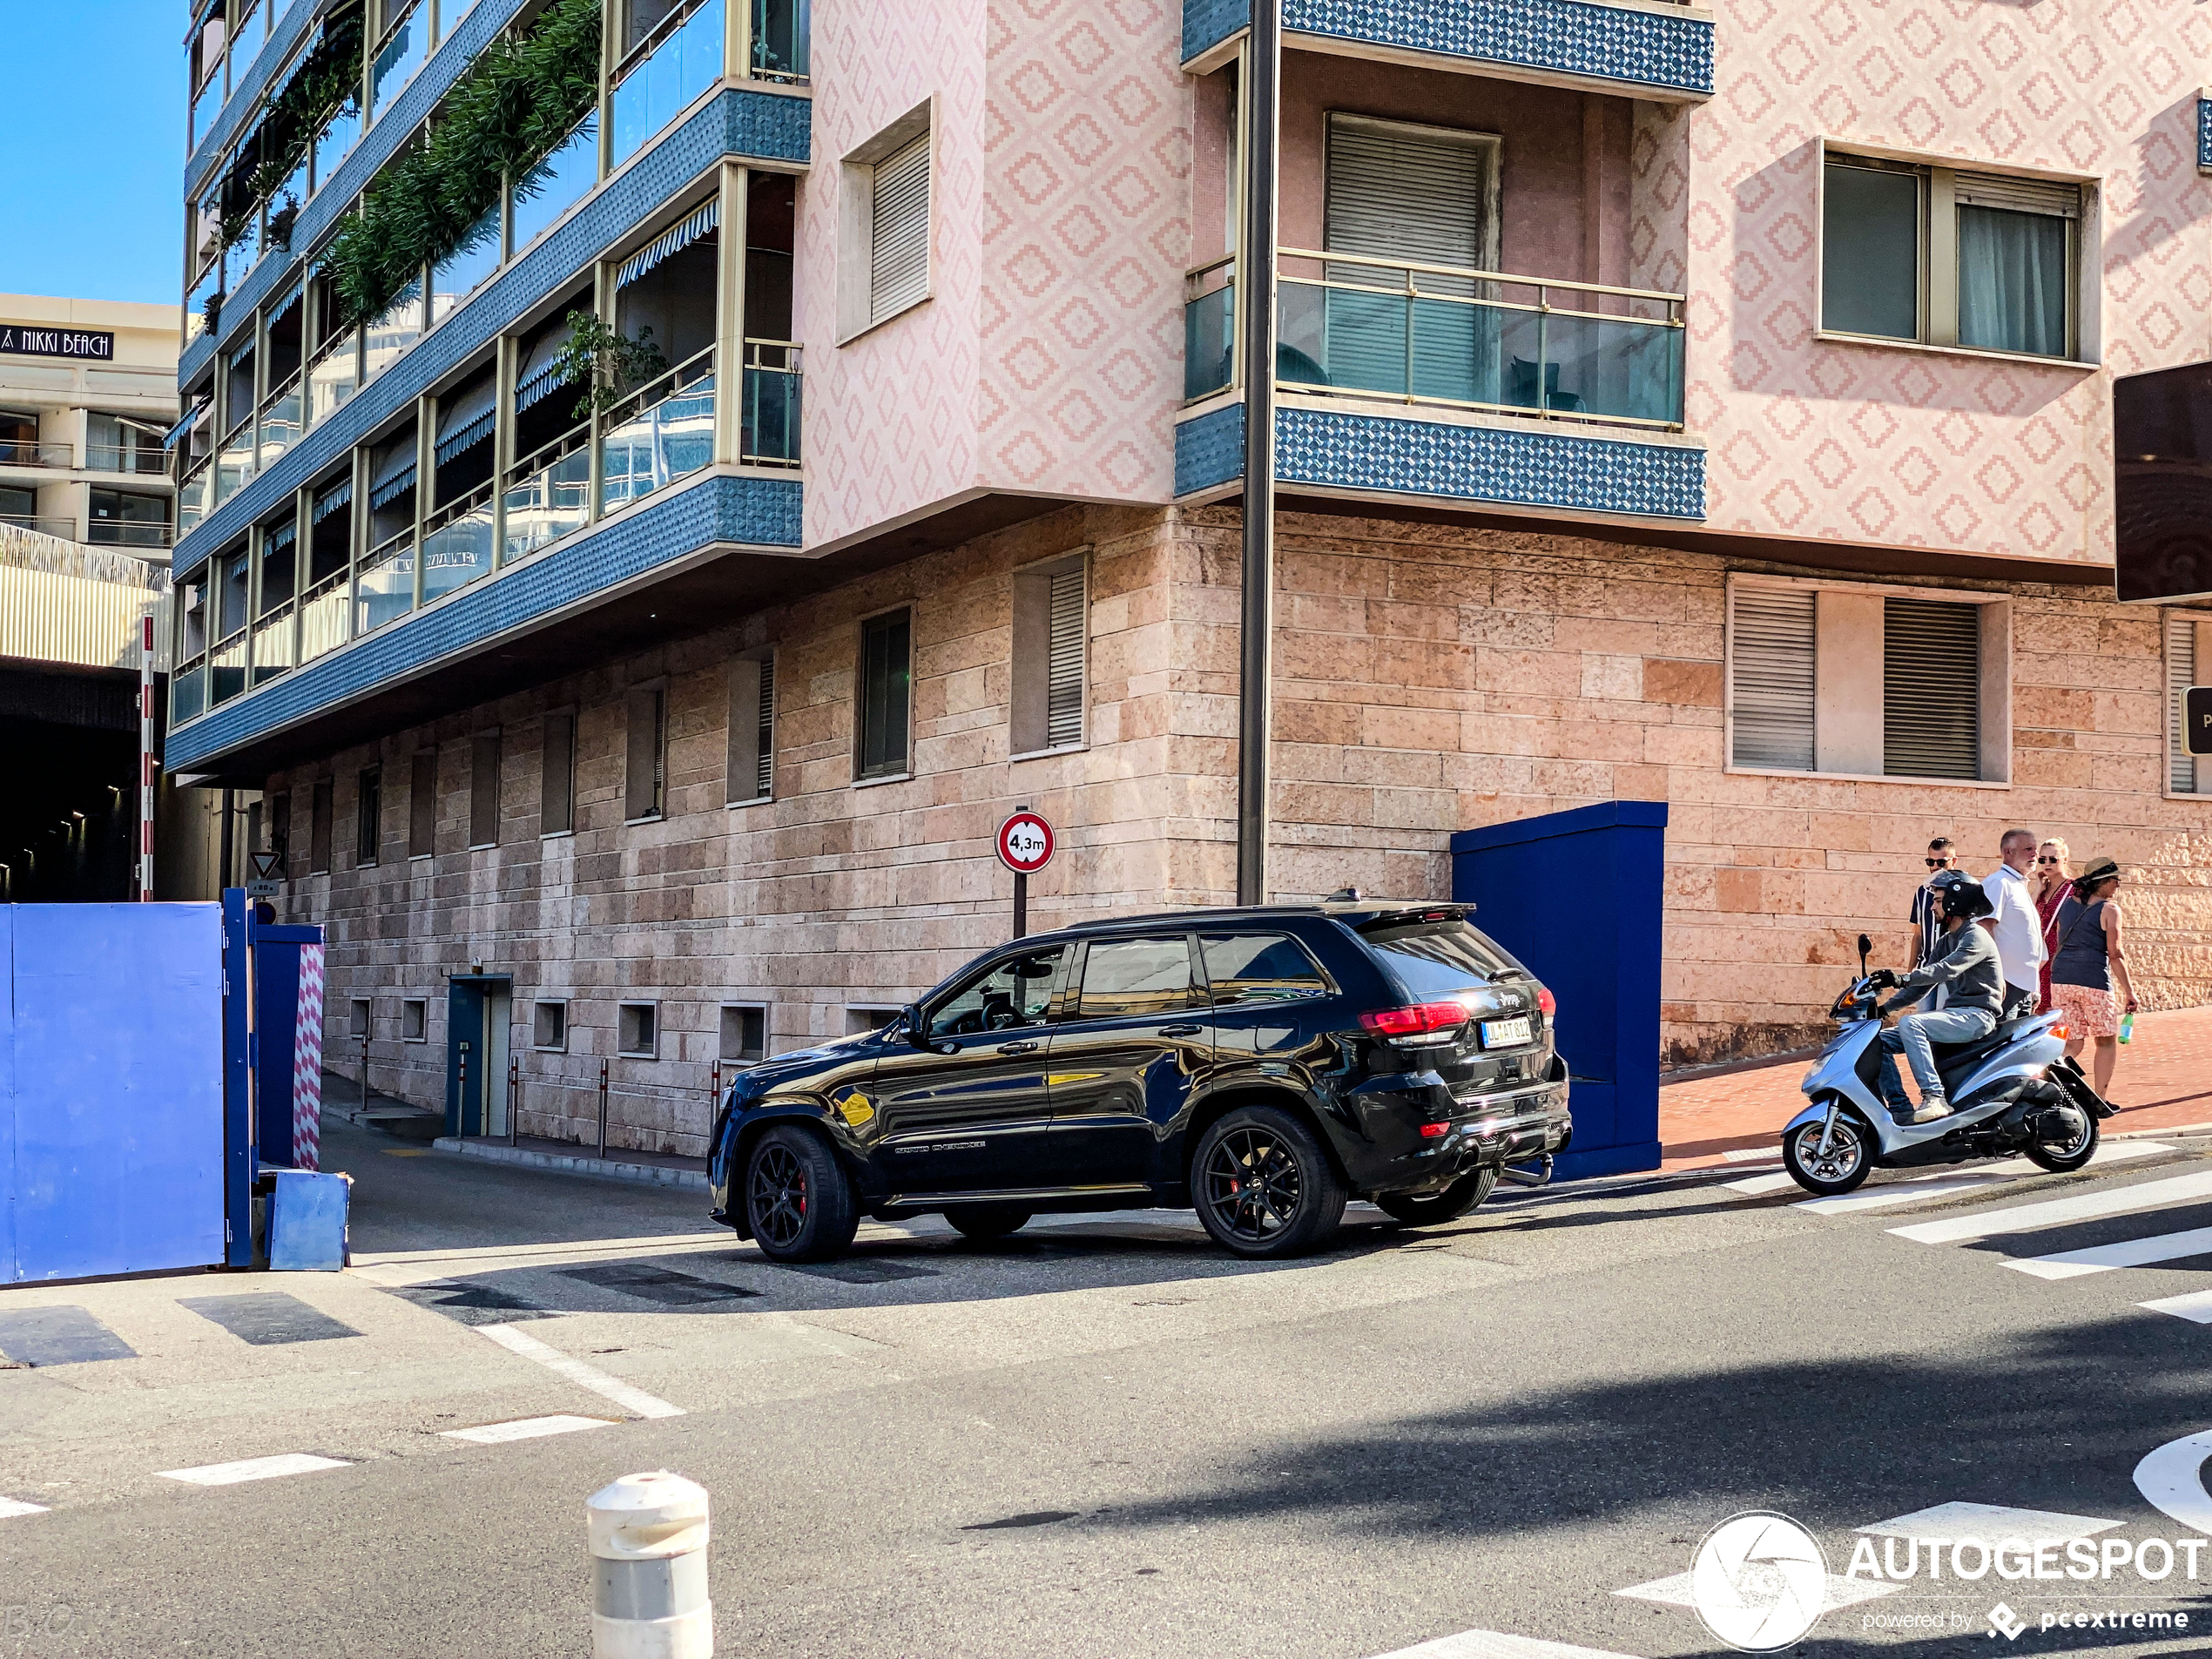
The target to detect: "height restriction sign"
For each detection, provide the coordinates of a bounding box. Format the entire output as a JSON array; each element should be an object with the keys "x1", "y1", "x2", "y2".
[
  {"x1": 2188, "y1": 686, "x2": 2212, "y2": 756},
  {"x1": 995, "y1": 812, "x2": 1055, "y2": 874}
]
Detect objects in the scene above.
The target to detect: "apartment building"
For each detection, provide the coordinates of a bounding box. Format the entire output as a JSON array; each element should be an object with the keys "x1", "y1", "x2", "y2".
[{"x1": 165, "y1": 0, "x2": 2212, "y2": 1151}]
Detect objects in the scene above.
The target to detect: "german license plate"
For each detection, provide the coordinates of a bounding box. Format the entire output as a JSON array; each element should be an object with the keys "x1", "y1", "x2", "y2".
[{"x1": 1480, "y1": 1015, "x2": 1533, "y2": 1049}]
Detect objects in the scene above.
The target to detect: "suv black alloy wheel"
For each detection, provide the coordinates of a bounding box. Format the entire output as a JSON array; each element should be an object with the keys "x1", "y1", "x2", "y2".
[
  {"x1": 1194, "y1": 1104, "x2": 1348, "y2": 1259},
  {"x1": 745, "y1": 1125, "x2": 860, "y2": 1262}
]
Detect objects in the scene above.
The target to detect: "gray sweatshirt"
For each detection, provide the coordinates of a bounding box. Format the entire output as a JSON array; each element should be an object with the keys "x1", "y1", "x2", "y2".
[{"x1": 1895, "y1": 921, "x2": 2006, "y2": 1017}]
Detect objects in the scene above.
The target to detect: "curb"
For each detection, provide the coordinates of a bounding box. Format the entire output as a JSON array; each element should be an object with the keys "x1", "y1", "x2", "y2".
[{"x1": 431, "y1": 1137, "x2": 711, "y2": 1193}]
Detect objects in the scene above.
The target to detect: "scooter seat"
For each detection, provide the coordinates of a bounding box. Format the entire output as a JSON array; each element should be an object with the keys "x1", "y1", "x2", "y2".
[{"x1": 1932, "y1": 1019, "x2": 2035, "y2": 1087}]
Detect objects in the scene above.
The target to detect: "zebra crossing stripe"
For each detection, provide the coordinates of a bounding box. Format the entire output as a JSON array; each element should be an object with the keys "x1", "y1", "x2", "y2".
[
  {"x1": 1359, "y1": 1631, "x2": 1645, "y2": 1659},
  {"x1": 2006, "y1": 1224, "x2": 2212, "y2": 1281},
  {"x1": 2138, "y1": 1289, "x2": 2212, "y2": 1324},
  {"x1": 1887, "y1": 1170, "x2": 2212, "y2": 1245}
]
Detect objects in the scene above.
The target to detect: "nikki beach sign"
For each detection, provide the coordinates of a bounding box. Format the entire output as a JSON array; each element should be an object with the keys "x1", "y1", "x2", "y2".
[{"x1": 0, "y1": 324, "x2": 115, "y2": 361}]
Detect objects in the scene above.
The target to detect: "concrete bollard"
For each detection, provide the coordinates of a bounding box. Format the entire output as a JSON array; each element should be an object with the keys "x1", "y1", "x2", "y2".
[{"x1": 588, "y1": 1471, "x2": 712, "y2": 1659}]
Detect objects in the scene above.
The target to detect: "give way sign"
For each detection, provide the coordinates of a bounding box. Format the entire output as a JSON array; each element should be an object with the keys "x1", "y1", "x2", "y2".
[{"x1": 995, "y1": 811, "x2": 1055, "y2": 874}]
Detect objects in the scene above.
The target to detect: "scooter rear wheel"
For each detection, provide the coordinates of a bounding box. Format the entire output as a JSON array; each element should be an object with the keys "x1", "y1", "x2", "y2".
[
  {"x1": 1784, "y1": 1102, "x2": 1873, "y2": 1196},
  {"x1": 2023, "y1": 1101, "x2": 2100, "y2": 1174}
]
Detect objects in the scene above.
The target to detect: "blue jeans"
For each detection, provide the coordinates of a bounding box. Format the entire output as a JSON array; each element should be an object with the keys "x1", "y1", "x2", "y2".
[{"x1": 1878, "y1": 1007, "x2": 1997, "y2": 1106}]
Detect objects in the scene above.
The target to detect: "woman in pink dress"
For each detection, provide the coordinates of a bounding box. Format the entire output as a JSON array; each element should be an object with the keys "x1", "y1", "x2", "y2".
[{"x1": 2033, "y1": 839, "x2": 2070, "y2": 1012}]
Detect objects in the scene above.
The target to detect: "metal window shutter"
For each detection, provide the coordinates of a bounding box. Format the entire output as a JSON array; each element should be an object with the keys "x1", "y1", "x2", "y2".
[
  {"x1": 2170, "y1": 612, "x2": 2199, "y2": 795},
  {"x1": 755, "y1": 656, "x2": 775, "y2": 799},
  {"x1": 1953, "y1": 172, "x2": 2080, "y2": 219},
  {"x1": 870, "y1": 134, "x2": 931, "y2": 324},
  {"x1": 1045, "y1": 566, "x2": 1084, "y2": 749},
  {"x1": 1325, "y1": 118, "x2": 1489, "y2": 279},
  {"x1": 1884, "y1": 598, "x2": 1982, "y2": 780},
  {"x1": 1730, "y1": 589, "x2": 1817, "y2": 771}
]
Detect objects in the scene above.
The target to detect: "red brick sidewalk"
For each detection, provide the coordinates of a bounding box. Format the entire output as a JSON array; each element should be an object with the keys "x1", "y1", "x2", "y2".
[{"x1": 1657, "y1": 1003, "x2": 2212, "y2": 1170}]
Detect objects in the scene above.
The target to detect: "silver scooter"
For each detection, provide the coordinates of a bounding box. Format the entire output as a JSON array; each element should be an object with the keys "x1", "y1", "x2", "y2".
[{"x1": 1781, "y1": 934, "x2": 2114, "y2": 1197}]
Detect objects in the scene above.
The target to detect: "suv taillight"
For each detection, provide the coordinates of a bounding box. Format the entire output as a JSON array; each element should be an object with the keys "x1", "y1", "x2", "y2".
[
  {"x1": 1537, "y1": 988, "x2": 1556, "y2": 1018},
  {"x1": 1359, "y1": 1001, "x2": 1470, "y2": 1041}
]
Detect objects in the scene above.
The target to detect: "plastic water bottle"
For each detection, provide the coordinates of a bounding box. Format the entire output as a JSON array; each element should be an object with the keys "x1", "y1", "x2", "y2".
[{"x1": 2119, "y1": 1012, "x2": 2135, "y2": 1045}]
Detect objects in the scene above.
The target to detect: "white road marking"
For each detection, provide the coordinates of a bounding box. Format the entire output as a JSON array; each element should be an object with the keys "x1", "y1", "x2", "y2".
[
  {"x1": 1723, "y1": 1172, "x2": 1797, "y2": 1195},
  {"x1": 1858, "y1": 1502, "x2": 2120, "y2": 1544},
  {"x1": 158, "y1": 1453, "x2": 351, "y2": 1487},
  {"x1": 440, "y1": 1414, "x2": 614, "y2": 1445},
  {"x1": 2005, "y1": 1223, "x2": 2212, "y2": 1281},
  {"x1": 1888, "y1": 1170, "x2": 2212, "y2": 1245},
  {"x1": 350, "y1": 1231, "x2": 728, "y2": 1269},
  {"x1": 1616, "y1": 1570, "x2": 1897, "y2": 1610},
  {"x1": 2134, "y1": 1431, "x2": 2212, "y2": 1534},
  {"x1": 0, "y1": 1498, "x2": 50, "y2": 1519},
  {"x1": 2139, "y1": 1288, "x2": 2212, "y2": 1324},
  {"x1": 1359, "y1": 1631, "x2": 1645, "y2": 1659},
  {"x1": 474, "y1": 1322, "x2": 685, "y2": 1420},
  {"x1": 1720, "y1": 1147, "x2": 1780, "y2": 1163},
  {"x1": 1796, "y1": 1178, "x2": 2004, "y2": 1216}
]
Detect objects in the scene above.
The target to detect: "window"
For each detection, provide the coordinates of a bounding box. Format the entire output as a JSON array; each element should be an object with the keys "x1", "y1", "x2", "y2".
[
  {"x1": 310, "y1": 778, "x2": 334, "y2": 873},
  {"x1": 355, "y1": 766, "x2": 381, "y2": 865},
  {"x1": 408, "y1": 748, "x2": 437, "y2": 857},
  {"x1": 371, "y1": 0, "x2": 425, "y2": 115},
  {"x1": 1011, "y1": 556, "x2": 1086, "y2": 756},
  {"x1": 1202, "y1": 934, "x2": 1332, "y2": 1007},
  {"x1": 625, "y1": 685, "x2": 665, "y2": 819},
  {"x1": 2170, "y1": 612, "x2": 2211, "y2": 795},
  {"x1": 401, "y1": 998, "x2": 427, "y2": 1042},
  {"x1": 845, "y1": 1007, "x2": 900, "y2": 1035},
  {"x1": 534, "y1": 1000, "x2": 569, "y2": 1051},
  {"x1": 1076, "y1": 937, "x2": 1205, "y2": 1021},
  {"x1": 88, "y1": 490, "x2": 172, "y2": 550},
  {"x1": 1821, "y1": 152, "x2": 2084, "y2": 360},
  {"x1": 542, "y1": 710, "x2": 576, "y2": 835},
  {"x1": 720, "y1": 1004, "x2": 767, "y2": 1062},
  {"x1": 1726, "y1": 580, "x2": 2008, "y2": 783},
  {"x1": 350, "y1": 998, "x2": 371, "y2": 1038},
  {"x1": 1358, "y1": 918, "x2": 1521, "y2": 998},
  {"x1": 469, "y1": 731, "x2": 501, "y2": 847},
  {"x1": 857, "y1": 610, "x2": 912, "y2": 779},
  {"x1": 727, "y1": 654, "x2": 775, "y2": 804},
  {"x1": 840, "y1": 104, "x2": 932, "y2": 340},
  {"x1": 926, "y1": 948, "x2": 1066, "y2": 1039},
  {"x1": 618, "y1": 1001, "x2": 658, "y2": 1057}
]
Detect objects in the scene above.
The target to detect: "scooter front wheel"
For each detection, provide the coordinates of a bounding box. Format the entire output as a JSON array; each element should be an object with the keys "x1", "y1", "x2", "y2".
[{"x1": 1784, "y1": 1103, "x2": 1873, "y2": 1196}]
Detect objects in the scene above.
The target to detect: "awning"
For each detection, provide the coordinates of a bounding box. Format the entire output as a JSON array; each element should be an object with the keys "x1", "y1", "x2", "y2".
[
  {"x1": 617, "y1": 199, "x2": 718, "y2": 290},
  {"x1": 516, "y1": 326, "x2": 573, "y2": 415},
  {"x1": 313, "y1": 476, "x2": 352, "y2": 522},
  {"x1": 368, "y1": 433, "x2": 417, "y2": 509},
  {"x1": 435, "y1": 373, "x2": 497, "y2": 467},
  {"x1": 265, "y1": 519, "x2": 296, "y2": 555},
  {"x1": 164, "y1": 407, "x2": 205, "y2": 450}
]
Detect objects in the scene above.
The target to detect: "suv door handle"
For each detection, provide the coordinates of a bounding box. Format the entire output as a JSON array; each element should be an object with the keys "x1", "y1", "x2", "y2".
[
  {"x1": 1158, "y1": 1024, "x2": 1204, "y2": 1037},
  {"x1": 996, "y1": 1040, "x2": 1040, "y2": 1055}
]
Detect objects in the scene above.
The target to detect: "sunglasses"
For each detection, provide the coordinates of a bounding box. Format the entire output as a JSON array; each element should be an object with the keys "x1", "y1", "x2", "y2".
[
  {"x1": 1925, "y1": 858, "x2": 1953, "y2": 867},
  {"x1": 2037, "y1": 856, "x2": 2063, "y2": 865}
]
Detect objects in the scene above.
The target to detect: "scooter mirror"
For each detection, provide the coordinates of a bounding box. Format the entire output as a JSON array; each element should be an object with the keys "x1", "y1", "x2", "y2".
[{"x1": 1857, "y1": 934, "x2": 1871, "y2": 973}]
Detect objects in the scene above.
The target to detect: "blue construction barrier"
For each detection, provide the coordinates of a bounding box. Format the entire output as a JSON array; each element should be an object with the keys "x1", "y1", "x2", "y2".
[
  {"x1": 1452, "y1": 801, "x2": 1669, "y2": 1181},
  {"x1": 0, "y1": 904, "x2": 227, "y2": 1282}
]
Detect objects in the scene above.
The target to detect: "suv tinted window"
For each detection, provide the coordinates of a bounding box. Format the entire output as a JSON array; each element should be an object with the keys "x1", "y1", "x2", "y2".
[
  {"x1": 927, "y1": 945, "x2": 1065, "y2": 1037},
  {"x1": 1359, "y1": 917, "x2": 1520, "y2": 998},
  {"x1": 1077, "y1": 937, "x2": 1204, "y2": 1019},
  {"x1": 1202, "y1": 933, "x2": 1330, "y2": 1006}
]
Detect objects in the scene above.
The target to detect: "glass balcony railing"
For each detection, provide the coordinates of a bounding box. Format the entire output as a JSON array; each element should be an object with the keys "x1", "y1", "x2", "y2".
[
  {"x1": 87, "y1": 520, "x2": 175, "y2": 550},
  {"x1": 192, "y1": 73, "x2": 224, "y2": 150},
  {"x1": 308, "y1": 330, "x2": 361, "y2": 428},
  {"x1": 313, "y1": 98, "x2": 361, "y2": 191},
  {"x1": 0, "y1": 513, "x2": 78, "y2": 540},
  {"x1": 172, "y1": 658, "x2": 207, "y2": 724},
  {"x1": 179, "y1": 462, "x2": 212, "y2": 535},
  {"x1": 210, "y1": 629, "x2": 248, "y2": 705},
  {"x1": 599, "y1": 349, "x2": 716, "y2": 514},
  {"x1": 751, "y1": 0, "x2": 810, "y2": 81},
  {"x1": 371, "y1": 3, "x2": 427, "y2": 118},
  {"x1": 216, "y1": 421, "x2": 255, "y2": 504},
  {"x1": 432, "y1": 206, "x2": 502, "y2": 327},
  {"x1": 420, "y1": 486, "x2": 496, "y2": 604},
  {"x1": 364, "y1": 282, "x2": 423, "y2": 383},
  {"x1": 252, "y1": 603, "x2": 295, "y2": 684},
  {"x1": 85, "y1": 443, "x2": 168, "y2": 475},
  {"x1": 511, "y1": 112, "x2": 598, "y2": 255},
  {"x1": 611, "y1": 0, "x2": 725, "y2": 168},
  {"x1": 0, "y1": 439, "x2": 74, "y2": 469},
  {"x1": 1183, "y1": 255, "x2": 1235, "y2": 401},
  {"x1": 741, "y1": 339, "x2": 801, "y2": 466},
  {"x1": 257, "y1": 374, "x2": 304, "y2": 471},
  {"x1": 356, "y1": 530, "x2": 415, "y2": 634},
  {"x1": 502, "y1": 425, "x2": 590, "y2": 563},
  {"x1": 300, "y1": 566, "x2": 350, "y2": 663},
  {"x1": 1273, "y1": 246, "x2": 1687, "y2": 429},
  {"x1": 185, "y1": 263, "x2": 221, "y2": 348}
]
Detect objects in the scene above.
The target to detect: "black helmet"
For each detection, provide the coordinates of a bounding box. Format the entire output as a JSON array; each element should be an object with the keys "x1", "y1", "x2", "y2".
[{"x1": 1931, "y1": 869, "x2": 1993, "y2": 922}]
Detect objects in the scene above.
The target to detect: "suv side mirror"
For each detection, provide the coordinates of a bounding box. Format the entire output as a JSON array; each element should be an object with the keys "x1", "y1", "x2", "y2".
[{"x1": 902, "y1": 1003, "x2": 929, "y2": 1049}]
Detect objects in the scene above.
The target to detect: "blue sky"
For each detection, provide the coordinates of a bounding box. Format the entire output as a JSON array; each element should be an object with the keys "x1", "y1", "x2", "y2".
[{"x1": 0, "y1": 2, "x2": 185, "y2": 306}]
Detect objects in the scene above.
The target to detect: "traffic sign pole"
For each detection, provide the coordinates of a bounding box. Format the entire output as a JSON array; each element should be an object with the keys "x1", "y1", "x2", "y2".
[{"x1": 1014, "y1": 871, "x2": 1028, "y2": 939}]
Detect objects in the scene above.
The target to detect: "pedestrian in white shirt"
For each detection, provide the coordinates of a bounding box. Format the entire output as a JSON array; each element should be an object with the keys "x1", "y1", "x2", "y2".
[{"x1": 1980, "y1": 827, "x2": 2047, "y2": 1011}]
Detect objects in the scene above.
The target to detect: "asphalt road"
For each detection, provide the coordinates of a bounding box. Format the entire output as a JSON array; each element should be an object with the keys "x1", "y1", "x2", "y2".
[{"x1": 4, "y1": 1117, "x2": 2212, "y2": 1657}]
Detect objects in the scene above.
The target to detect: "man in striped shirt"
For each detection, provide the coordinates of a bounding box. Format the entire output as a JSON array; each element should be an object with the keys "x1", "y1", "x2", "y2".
[{"x1": 1909, "y1": 837, "x2": 1958, "y2": 969}]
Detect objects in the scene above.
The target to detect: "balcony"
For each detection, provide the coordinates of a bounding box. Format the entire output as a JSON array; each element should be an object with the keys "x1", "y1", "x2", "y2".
[
  {"x1": 1184, "y1": 0, "x2": 1715, "y2": 101},
  {"x1": 0, "y1": 440, "x2": 74, "y2": 469},
  {"x1": 1177, "y1": 246, "x2": 1703, "y2": 520}
]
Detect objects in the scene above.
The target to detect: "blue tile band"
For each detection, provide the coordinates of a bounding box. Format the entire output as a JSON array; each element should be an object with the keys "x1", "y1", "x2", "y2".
[
  {"x1": 1184, "y1": 0, "x2": 1251, "y2": 61},
  {"x1": 1175, "y1": 401, "x2": 1247, "y2": 496},
  {"x1": 166, "y1": 473, "x2": 803, "y2": 769},
  {"x1": 2200, "y1": 95, "x2": 2212, "y2": 172},
  {"x1": 177, "y1": 86, "x2": 809, "y2": 577},
  {"x1": 1275, "y1": 405, "x2": 1706, "y2": 519}
]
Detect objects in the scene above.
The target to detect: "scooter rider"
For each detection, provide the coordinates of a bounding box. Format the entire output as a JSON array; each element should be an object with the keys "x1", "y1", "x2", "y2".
[{"x1": 1865, "y1": 870, "x2": 2004, "y2": 1124}]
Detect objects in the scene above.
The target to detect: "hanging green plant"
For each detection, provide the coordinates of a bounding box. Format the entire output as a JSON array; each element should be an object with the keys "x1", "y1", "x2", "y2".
[
  {"x1": 320, "y1": 0, "x2": 603, "y2": 328},
  {"x1": 550, "y1": 312, "x2": 670, "y2": 419},
  {"x1": 246, "y1": 3, "x2": 367, "y2": 206}
]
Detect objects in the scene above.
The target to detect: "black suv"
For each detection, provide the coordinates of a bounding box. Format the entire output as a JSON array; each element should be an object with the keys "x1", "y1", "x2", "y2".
[{"x1": 707, "y1": 901, "x2": 1568, "y2": 1262}]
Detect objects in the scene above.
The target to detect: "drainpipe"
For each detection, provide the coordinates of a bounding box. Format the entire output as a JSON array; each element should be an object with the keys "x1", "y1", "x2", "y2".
[{"x1": 1236, "y1": 0, "x2": 1281, "y2": 907}]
